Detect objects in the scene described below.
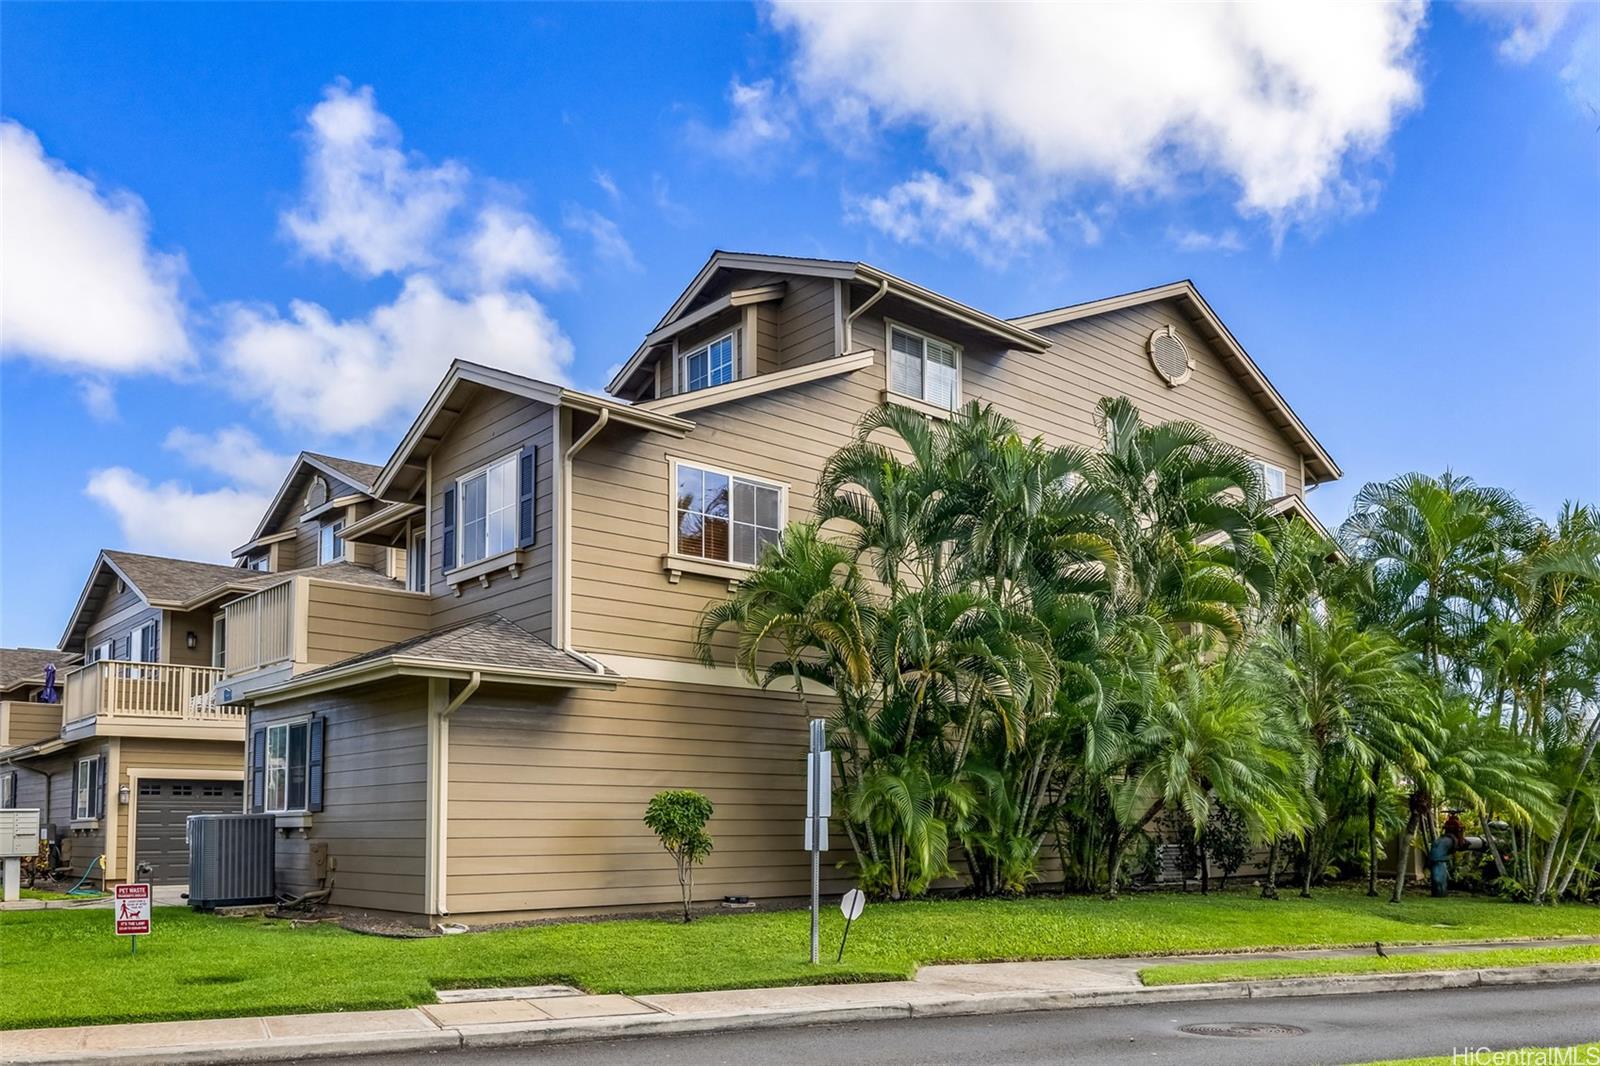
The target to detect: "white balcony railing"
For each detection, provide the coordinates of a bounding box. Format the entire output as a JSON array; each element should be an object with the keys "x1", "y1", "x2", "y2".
[
  {"x1": 223, "y1": 580, "x2": 295, "y2": 676},
  {"x1": 62, "y1": 661, "x2": 232, "y2": 725}
]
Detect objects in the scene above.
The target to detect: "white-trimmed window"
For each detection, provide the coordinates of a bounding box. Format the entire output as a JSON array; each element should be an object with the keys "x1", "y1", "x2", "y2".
[
  {"x1": 131, "y1": 620, "x2": 159, "y2": 663},
  {"x1": 673, "y1": 460, "x2": 784, "y2": 567},
  {"x1": 318, "y1": 520, "x2": 345, "y2": 564},
  {"x1": 887, "y1": 323, "x2": 961, "y2": 410},
  {"x1": 265, "y1": 720, "x2": 310, "y2": 813},
  {"x1": 1, "y1": 772, "x2": 15, "y2": 809},
  {"x1": 456, "y1": 453, "x2": 520, "y2": 566},
  {"x1": 682, "y1": 332, "x2": 736, "y2": 393},
  {"x1": 247, "y1": 555, "x2": 269, "y2": 572},
  {"x1": 91, "y1": 640, "x2": 113, "y2": 664},
  {"x1": 212, "y1": 616, "x2": 227, "y2": 669},
  {"x1": 407, "y1": 528, "x2": 427, "y2": 592},
  {"x1": 74, "y1": 756, "x2": 100, "y2": 820},
  {"x1": 1248, "y1": 458, "x2": 1287, "y2": 499}
]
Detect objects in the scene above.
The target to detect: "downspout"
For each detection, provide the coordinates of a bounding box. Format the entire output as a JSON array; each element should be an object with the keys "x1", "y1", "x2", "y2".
[
  {"x1": 561, "y1": 409, "x2": 610, "y2": 670},
  {"x1": 433, "y1": 670, "x2": 480, "y2": 918},
  {"x1": 844, "y1": 277, "x2": 889, "y2": 352}
]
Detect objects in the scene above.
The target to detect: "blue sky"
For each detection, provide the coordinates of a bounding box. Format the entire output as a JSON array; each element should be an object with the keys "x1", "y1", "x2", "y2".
[{"x1": 2, "y1": 2, "x2": 1597, "y2": 649}]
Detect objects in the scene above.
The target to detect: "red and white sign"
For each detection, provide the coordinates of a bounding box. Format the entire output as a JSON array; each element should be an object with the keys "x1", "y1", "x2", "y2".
[{"x1": 114, "y1": 883, "x2": 151, "y2": 935}]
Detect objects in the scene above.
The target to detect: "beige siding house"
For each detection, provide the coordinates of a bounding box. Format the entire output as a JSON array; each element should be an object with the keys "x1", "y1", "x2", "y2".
[{"x1": 221, "y1": 252, "x2": 1340, "y2": 924}]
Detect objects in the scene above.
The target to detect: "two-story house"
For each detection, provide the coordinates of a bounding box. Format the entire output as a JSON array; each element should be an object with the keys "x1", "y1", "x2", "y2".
[
  {"x1": 0, "y1": 448, "x2": 424, "y2": 889},
  {"x1": 226, "y1": 252, "x2": 1341, "y2": 925}
]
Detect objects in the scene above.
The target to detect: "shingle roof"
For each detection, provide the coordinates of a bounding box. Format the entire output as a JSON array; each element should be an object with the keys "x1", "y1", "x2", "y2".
[
  {"x1": 0, "y1": 647, "x2": 76, "y2": 690},
  {"x1": 104, "y1": 551, "x2": 252, "y2": 604},
  {"x1": 305, "y1": 452, "x2": 383, "y2": 492},
  {"x1": 299, "y1": 615, "x2": 614, "y2": 681}
]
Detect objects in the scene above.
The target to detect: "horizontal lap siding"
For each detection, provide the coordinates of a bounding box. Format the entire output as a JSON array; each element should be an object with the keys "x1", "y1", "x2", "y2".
[
  {"x1": 571, "y1": 368, "x2": 883, "y2": 661},
  {"x1": 429, "y1": 392, "x2": 556, "y2": 640},
  {"x1": 304, "y1": 583, "x2": 430, "y2": 667},
  {"x1": 445, "y1": 680, "x2": 850, "y2": 915},
  {"x1": 778, "y1": 277, "x2": 837, "y2": 369},
  {"x1": 6, "y1": 703, "x2": 63, "y2": 747},
  {"x1": 251, "y1": 680, "x2": 427, "y2": 912}
]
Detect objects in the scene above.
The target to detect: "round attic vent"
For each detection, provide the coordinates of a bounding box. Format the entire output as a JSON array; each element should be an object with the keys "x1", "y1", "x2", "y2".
[{"x1": 1148, "y1": 325, "x2": 1194, "y2": 387}]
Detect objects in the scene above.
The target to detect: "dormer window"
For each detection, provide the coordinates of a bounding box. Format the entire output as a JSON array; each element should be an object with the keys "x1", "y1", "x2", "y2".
[
  {"x1": 682, "y1": 332, "x2": 736, "y2": 393},
  {"x1": 888, "y1": 323, "x2": 960, "y2": 411},
  {"x1": 318, "y1": 519, "x2": 345, "y2": 564}
]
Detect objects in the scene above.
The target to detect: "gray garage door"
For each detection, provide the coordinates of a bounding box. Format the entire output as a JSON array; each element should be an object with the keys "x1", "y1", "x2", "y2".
[{"x1": 135, "y1": 780, "x2": 243, "y2": 885}]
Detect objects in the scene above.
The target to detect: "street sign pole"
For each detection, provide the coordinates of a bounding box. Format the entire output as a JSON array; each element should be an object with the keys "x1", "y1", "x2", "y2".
[{"x1": 805, "y1": 719, "x2": 828, "y2": 964}]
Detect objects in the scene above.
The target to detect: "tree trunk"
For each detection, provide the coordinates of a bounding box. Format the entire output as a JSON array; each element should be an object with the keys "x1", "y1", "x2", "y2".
[
  {"x1": 1198, "y1": 839, "x2": 1210, "y2": 895},
  {"x1": 1479, "y1": 817, "x2": 1508, "y2": 881},
  {"x1": 679, "y1": 853, "x2": 693, "y2": 922},
  {"x1": 1262, "y1": 839, "x2": 1280, "y2": 899},
  {"x1": 1390, "y1": 807, "x2": 1420, "y2": 903},
  {"x1": 1367, "y1": 789, "x2": 1380, "y2": 897},
  {"x1": 1536, "y1": 717, "x2": 1600, "y2": 903}
]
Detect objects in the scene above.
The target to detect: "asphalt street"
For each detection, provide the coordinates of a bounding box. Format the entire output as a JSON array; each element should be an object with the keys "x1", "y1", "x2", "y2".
[{"x1": 326, "y1": 983, "x2": 1600, "y2": 1066}]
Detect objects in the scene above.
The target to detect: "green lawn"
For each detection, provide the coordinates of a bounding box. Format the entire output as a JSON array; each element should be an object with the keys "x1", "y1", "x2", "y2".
[
  {"x1": 1357, "y1": 1043, "x2": 1600, "y2": 1066},
  {"x1": 1141, "y1": 943, "x2": 1600, "y2": 985},
  {"x1": 4, "y1": 887, "x2": 1599, "y2": 1030},
  {"x1": 17, "y1": 888, "x2": 106, "y2": 901}
]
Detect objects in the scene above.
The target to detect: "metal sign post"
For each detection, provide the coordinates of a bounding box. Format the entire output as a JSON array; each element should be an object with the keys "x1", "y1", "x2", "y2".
[
  {"x1": 836, "y1": 888, "x2": 866, "y2": 963},
  {"x1": 804, "y1": 719, "x2": 829, "y2": 964}
]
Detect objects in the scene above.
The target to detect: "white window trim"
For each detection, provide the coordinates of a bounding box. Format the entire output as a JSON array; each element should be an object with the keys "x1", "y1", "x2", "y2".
[
  {"x1": 408, "y1": 527, "x2": 427, "y2": 593},
  {"x1": 319, "y1": 518, "x2": 346, "y2": 564},
  {"x1": 884, "y1": 319, "x2": 962, "y2": 411},
  {"x1": 1248, "y1": 457, "x2": 1288, "y2": 499},
  {"x1": 92, "y1": 640, "x2": 113, "y2": 664},
  {"x1": 676, "y1": 329, "x2": 739, "y2": 395},
  {"x1": 1, "y1": 771, "x2": 16, "y2": 809},
  {"x1": 667, "y1": 457, "x2": 787, "y2": 572},
  {"x1": 74, "y1": 756, "x2": 97, "y2": 820},
  {"x1": 264, "y1": 718, "x2": 312, "y2": 815},
  {"x1": 212, "y1": 614, "x2": 227, "y2": 669},
  {"x1": 453, "y1": 450, "x2": 522, "y2": 569}
]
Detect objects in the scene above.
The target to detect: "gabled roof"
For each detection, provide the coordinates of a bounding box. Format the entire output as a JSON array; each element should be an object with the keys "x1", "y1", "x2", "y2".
[
  {"x1": 58, "y1": 550, "x2": 247, "y2": 651},
  {"x1": 607, "y1": 250, "x2": 1050, "y2": 396},
  {"x1": 238, "y1": 451, "x2": 383, "y2": 554},
  {"x1": 252, "y1": 614, "x2": 619, "y2": 705},
  {"x1": 1011, "y1": 280, "x2": 1341, "y2": 485},
  {"x1": 0, "y1": 647, "x2": 78, "y2": 690},
  {"x1": 373, "y1": 360, "x2": 692, "y2": 500}
]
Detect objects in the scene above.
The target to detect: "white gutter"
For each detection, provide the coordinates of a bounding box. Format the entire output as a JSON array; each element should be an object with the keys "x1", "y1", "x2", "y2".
[
  {"x1": 561, "y1": 409, "x2": 610, "y2": 668},
  {"x1": 844, "y1": 278, "x2": 889, "y2": 352},
  {"x1": 432, "y1": 669, "x2": 480, "y2": 918}
]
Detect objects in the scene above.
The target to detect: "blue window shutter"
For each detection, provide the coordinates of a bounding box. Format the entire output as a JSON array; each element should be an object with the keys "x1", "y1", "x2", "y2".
[
  {"x1": 250, "y1": 727, "x2": 266, "y2": 812},
  {"x1": 518, "y1": 446, "x2": 536, "y2": 549},
  {"x1": 441, "y1": 487, "x2": 457, "y2": 573},
  {"x1": 95, "y1": 756, "x2": 107, "y2": 819},
  {"x1": 307, "y1": 717, "x2": 325, "y2": 813}
]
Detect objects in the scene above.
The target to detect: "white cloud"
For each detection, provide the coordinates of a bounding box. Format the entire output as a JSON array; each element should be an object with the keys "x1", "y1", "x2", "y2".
[
  {"x1": 1462, "y1": 1, "x2": 1572, "y2": 63},
  {"x1": 281, "y1": 82, "x2": 469, "y2": 277},
  {"x1": 466, "y1": 204, "x2": 568, "y2": 290},
  {"x1": 711, "y1": 78, "x2": 794, "y2": 157},
  {"x1": 1, "y1": 121, "x2": 191, "y2": 372},
  {"x1": 1168, "y1": 226, "x2": 1246, "y2": 254},
  {"x1": 562, "y1": 205, "x2": 640, "y2": 271},
  {"x1": 593, "y1": 169, "x2": 622, "y2": 205},
  {"x1": 851, "y1": 172, "x2": 1047, "y2": 264},
  {"x1": 162, "y1": 426, "x2": 292, "y2": 493},
  {"x1": 85, "y1": 468, "x2": 268, "y2": 562},
  {"x1": 77, "y1": 378, "x2": 120, "y2": 422},
  {"x1": 651, "y1": 174, "x2": 693, "y2": 226},
  {"x1": 218, "y1": 274, "x2": 573, "y2": 435},
  {"x1": 772, "y1": 3, "x2": 1425, "y2": 241}
]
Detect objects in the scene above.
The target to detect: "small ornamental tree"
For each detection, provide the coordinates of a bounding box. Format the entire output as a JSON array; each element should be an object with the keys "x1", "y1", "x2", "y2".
[{"x1": 644, "y1": 789, "x2": 715, "y2": 922}]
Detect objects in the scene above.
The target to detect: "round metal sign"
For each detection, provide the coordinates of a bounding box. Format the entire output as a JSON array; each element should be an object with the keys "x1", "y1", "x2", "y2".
[{"x1": 839, "y1": 888, "x2": 865, "y2": 920}]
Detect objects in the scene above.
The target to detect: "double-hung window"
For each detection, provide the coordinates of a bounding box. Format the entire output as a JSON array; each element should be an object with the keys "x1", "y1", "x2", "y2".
[
  {"x1": 318, "y1": 520, "x2": 345, "y2": 564},
  {"x1": 74, "y1": 755, "x2": 100, "y2": 820},
  {"x1": 887, "y1": 324, "x2": 960, "y2": 411},
  {"x1": 457, "y1": 453, "x2": 520, "y2": 566},
  {"x1": 682, "y1": 332, "x2": 735, "y2": 393},
  {"x1": 407, "y1": 528, "x2": 426, "y2": 592},
  {"x1": 1, "y1": 772, "x2": 16, "y2": 809},
  {"x1": 132, "y1": 620, "x2": 159, "y2": 663},
  {"x1": 212, "y1": 616, "x2": 227, "y2": 669},
  {"x1": 674, "y1": 461, "x2": 784, "y2": 567},
  {"x1": 1247, "y1": 458, "x2": 1287, "y2": 499},
  {"x1": 264, "y1": 720, "x2": 310, "y2": 813}
]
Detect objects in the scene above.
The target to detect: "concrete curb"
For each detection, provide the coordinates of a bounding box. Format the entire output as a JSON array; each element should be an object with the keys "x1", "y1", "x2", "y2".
[{"x1": 9, "y1": 964, "x2": 1600, "y2": 1065}]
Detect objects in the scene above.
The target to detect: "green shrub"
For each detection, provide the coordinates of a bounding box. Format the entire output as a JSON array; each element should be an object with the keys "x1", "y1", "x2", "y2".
[{"x1": 644, "y1": 789, "x2": 715, "y2": 922}]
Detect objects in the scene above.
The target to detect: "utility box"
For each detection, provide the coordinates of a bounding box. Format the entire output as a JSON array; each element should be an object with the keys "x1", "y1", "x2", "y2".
[{"x1": 187, "y1": 813, "x2": 275, "y2": 909}]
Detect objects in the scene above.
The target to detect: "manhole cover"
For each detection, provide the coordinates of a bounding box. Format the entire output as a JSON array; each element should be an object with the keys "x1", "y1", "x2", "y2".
[{"x1": 1179, "y1": 1022, "x2": 1307, "y2": 1038}]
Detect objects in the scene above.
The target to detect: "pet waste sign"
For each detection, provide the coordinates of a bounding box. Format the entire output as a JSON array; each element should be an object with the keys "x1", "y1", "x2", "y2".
[{"x1": 115, "y1": 883, "x2": 151, "y2": 952}]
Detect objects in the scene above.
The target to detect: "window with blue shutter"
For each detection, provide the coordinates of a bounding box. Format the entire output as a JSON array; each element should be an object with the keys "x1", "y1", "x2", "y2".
[
  {"x1": 518, "y1": 446, "x2": 536, "y2": 548},
  {"x1": 307, "y1": 717, "x2": 325, "y2": 813},
  {"x1": 250, "y1": 727, "x2": 266, "y2": 812}
]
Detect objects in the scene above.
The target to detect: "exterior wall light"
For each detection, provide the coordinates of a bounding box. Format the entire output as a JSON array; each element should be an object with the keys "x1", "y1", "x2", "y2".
[
  {"x1": 118, "y1": 784, "x2": 130, "y2": 805},
  {"x1": 186, "y1": 630, "x2": 199, "y2": 650}
]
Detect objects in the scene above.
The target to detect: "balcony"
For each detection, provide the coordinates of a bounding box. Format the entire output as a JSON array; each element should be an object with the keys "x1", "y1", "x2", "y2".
[
  {"x1": 62, "y1": 661, "x2": 238, "y2": 737},
  {"x1": 218, "y1": 574, "x2": 430, "y2": 702},
  {"x1": 0, "y1": 700, "x2": 65, "y2": 749}
]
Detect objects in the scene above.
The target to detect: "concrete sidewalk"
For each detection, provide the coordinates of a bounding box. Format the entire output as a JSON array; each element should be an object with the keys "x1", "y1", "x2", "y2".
[
  {"x1": 7, "y1": 938, "x2": 1600, "y2": 1066},
  {"x1": 1, "y1": 886, "x2": 189, "y2": 911}
]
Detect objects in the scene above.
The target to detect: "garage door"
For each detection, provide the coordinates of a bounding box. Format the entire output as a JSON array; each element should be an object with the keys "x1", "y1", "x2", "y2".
[{"x1": 134, "y1": 780, "x2": 244, "y2": 885}]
